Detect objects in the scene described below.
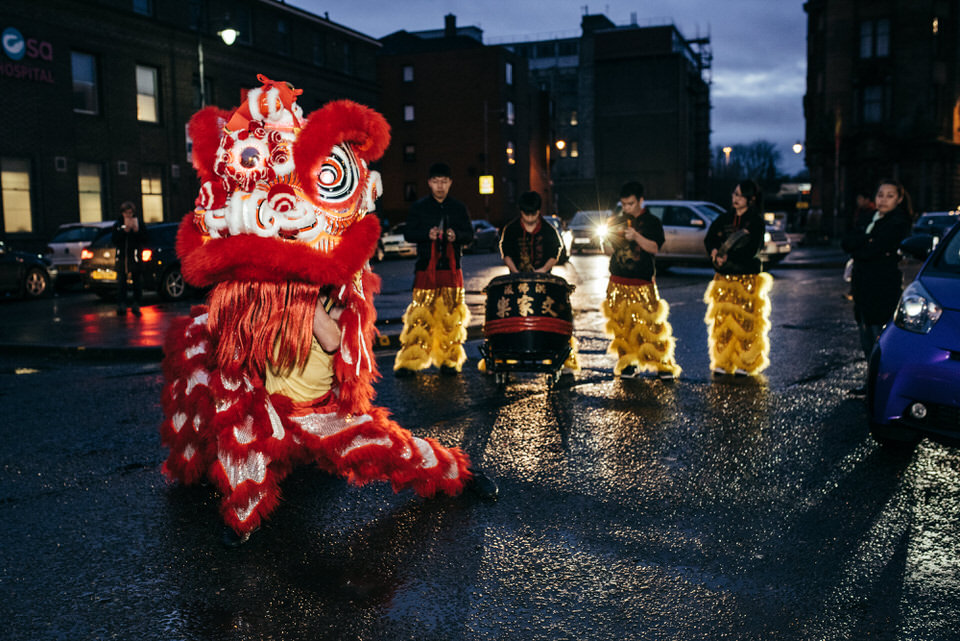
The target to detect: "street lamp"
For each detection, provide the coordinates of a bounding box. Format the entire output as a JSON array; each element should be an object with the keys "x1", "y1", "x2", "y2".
[
  {"x1": 792, "y1": 141, "x2": 803, "y2": 155},
  {"x1": 198, "y1": 26, "x2": 239, "y2": 107},
  {"x1": 722, "y1": 146, "x2": 732, "y2": 166}
]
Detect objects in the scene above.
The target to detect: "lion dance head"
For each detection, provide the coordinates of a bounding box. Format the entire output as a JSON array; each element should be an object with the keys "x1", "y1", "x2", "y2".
[{"x1": 177, "y1": 76, "x2": 391, "y2": 412}]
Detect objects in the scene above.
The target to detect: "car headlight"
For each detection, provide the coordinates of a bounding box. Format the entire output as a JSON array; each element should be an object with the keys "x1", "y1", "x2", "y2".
[
  {"x1": 894, "y1": 280, "x2": 942, "y2": 334},
  {"x1": 764, "y1": 231, "x2": 772, "y2": 243},
  {"x1": 595, "y1": 223, "x2": 609, "y2": 239}
]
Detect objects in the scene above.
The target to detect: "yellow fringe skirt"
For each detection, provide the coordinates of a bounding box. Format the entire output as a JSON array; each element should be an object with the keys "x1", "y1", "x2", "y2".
[
  {"x1": 602, "y1": 279, "x2": 681, "y2": 376},
  {"x1": 394, "y1": 286, "x2": 470, "y2": 372},
  {"x1": 703, "y1": 272, "x2": 773, "y2": 375}
]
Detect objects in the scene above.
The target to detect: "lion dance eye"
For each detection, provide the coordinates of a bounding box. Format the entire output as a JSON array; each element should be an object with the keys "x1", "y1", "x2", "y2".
[
  {"x1": 239, "y1": 146, "x2": 262, "y2": 169},
  {"x1": 315, "y1": 144, "x2": 360, "y2": 203}
]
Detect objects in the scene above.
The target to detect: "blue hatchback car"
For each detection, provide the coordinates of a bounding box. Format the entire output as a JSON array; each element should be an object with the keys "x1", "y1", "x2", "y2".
[{"x1": 868, "y1": 223, "x2": 960, "y2": 447}]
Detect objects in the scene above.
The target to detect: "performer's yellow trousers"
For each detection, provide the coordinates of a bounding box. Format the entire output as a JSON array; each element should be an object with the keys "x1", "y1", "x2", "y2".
[
  {"x1": 395, "y1": 286, "x2": 470, "y2": 372},
  {"x1": 703, "y1": 273, "x2": 773, "y2": 375},
  {"x1": 602, "y1": 280, "x2": 681, "y2": 376}
]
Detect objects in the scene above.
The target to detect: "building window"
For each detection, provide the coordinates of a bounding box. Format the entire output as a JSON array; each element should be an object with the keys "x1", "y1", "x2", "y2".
[
  {"x1": 505, "y1": 61, "x2": 513, "y2": 85},
  {"x1": 312, "y1": 32, "x2": 325, "y2": 66},
  {"x1": 570, "y1": 141, "x2": 579, "y2": 158},
  {"x1": 860, "y1": 19, "x2": 890, "y2": 59},
  {"x1": 570, "y1": 110, "x2": 578, "y2": 126},
  {"x1": 506, "y1": 141, "x2": 516, "y2": 165},
  {"x1": 136, "y1": 65, "x2": 159, "y2": 123},
  {"x1": 1, "y1": 158, "x2": 33, "y2": 233},
  {"x1": 403, "y1": 144, "x2": 416, "y2": 162},
  {"x1": 404, "y1": 105, "x2": 415, "y2": 121},
  {"x1": 342, "y1": 42, "x2": 355, "y2": 74},
  {"x1": 277, "y1": 19, "x2": 289, "y2": 56},
  {"x1": 132, "y1": 0, "x2": 153, "y2": 16},
  {"x1": 861, "y1": 85, "x2": 885, "y2": 123},
  {"x1": 506, "y1": 101, "x2": 515, "y2": 125},
  {"x1": 404, "y1": 183, "x2": 417, "y2": 202},
  {"x1": 71, "y1": 51, "x2": 99, "y2": 114},
  {"x1": 77, "y1": 162, "x2": 103, "y2": 223},
  {"x1": 403, "y1": 65, "x2": 414, "y2": 82},
  {"x1": 234, "y1": 6, "x2": 252, "y2": 45},
  {"x1": 141, "y1": 165, "x2": 164, "y2": 223}
]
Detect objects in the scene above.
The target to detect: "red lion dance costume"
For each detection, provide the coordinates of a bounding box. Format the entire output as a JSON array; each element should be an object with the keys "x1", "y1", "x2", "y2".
[{"x1": 159, "y1": 76, "x2": 479, "y2": 543}]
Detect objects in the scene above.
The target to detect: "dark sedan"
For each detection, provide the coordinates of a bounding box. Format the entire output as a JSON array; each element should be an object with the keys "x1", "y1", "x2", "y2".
[
  {"x1": 79, "y1": 222, "x2": 192, "y2": 301},
  {"x1": 0, "y1": 240, "x2": 57, "y2": 299},
  {"x1": 466, "y1": 219, "x2": 499, "y2": 253}
]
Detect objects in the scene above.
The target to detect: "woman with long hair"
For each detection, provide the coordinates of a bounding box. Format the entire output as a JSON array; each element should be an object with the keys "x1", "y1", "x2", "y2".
[
  {"x1": 842, "y1": 178, "x2": 914, "y2": 390},
  {"x1": 703, "y1": 179, "x2": 772, "y2": 377}
]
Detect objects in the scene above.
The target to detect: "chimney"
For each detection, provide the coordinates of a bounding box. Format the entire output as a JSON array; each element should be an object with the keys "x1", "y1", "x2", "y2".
[{"x1": 444, "y1": 13, "x2": 456, "y2": 38}]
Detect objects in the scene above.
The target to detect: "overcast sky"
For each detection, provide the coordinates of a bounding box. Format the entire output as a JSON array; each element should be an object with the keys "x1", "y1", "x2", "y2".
[{"x1": 291, "y1": 0, "x2": 808, "y2": 175}]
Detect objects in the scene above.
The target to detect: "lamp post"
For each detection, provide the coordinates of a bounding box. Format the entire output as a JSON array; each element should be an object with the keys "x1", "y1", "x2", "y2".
[
  {"x1": 198, "y1": 27, "x2": 239, "y2": 108},
  {"x1": 546, "y1": 139, "x2": 565, "y2": 216},
  {"x1": 792, "y1": 141, "x2": 803, "y2": 155}
]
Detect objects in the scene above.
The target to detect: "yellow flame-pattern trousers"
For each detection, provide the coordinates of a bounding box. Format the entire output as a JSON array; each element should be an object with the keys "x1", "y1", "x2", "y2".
[
  {"x1": 602, "y1": 277, "x2": 681, "y2": 377},
  {"x1": 703, "y1": 272, "x2": 773, "y2": 375},
  {"x1": 394, "y1": 285, "x2": 470, "y2": 372}
]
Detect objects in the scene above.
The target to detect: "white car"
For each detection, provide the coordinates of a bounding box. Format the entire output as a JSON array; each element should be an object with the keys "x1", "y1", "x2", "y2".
[
  {"x1": 380, "y1": 223, "x2": 417, "y2": 258},
  {"x1": 44, "y1": 221, "x2": 114, "y2": 283}
]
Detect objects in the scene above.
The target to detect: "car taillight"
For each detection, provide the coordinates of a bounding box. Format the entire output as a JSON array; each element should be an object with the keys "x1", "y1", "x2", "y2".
[
  {"x1": 80, "y1": 248, "x2": 94, "y2": 260},
  {"x1": 141, "y1": 248, "x2": 153, "y2": 262}
]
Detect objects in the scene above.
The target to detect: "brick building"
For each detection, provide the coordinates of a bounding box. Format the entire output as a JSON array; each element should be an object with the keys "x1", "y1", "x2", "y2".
[
  {"x1": 377, "y1": 15, "x2": 535, "y2": 228},
  {"x1": 0, "y1": 0, "x2": 379, "y2": 250},
  {"x1": 502, "y1": 15, "x2": 712, "y2": 216},
  {"x1": 804, "y1": 0, "x2": 960, "y2": 233}
]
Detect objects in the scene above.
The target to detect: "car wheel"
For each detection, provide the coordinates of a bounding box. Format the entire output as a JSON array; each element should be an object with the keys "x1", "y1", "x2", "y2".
[
  {"x1": 22, "y1": 268, "x2": 50, "y2": 298},
  {"x1": 159, "y1": 267, "x2": 187, "y2": 301}
]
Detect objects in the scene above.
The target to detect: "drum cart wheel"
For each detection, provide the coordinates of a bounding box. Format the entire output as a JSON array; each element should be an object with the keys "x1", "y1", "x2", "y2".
[{"x1": 494, "y1": 372, "x2": 509, "y2": 386}]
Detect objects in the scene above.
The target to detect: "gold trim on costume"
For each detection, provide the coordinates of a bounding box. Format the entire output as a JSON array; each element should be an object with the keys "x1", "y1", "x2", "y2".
[{"x1": 602, "y1": 280, "x2": 681, "y2": 376}]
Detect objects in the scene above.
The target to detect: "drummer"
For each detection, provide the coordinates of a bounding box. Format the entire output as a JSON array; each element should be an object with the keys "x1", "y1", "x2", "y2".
[
  {"x1": 602, "y1": 181, "x2": 682, "y2": 381},
  {"x1": 499, "y1": 191, "x2": 563, "y2": 274},
  {"x1": 497, "y1": 191, "x2": 580, "y2": 374}
]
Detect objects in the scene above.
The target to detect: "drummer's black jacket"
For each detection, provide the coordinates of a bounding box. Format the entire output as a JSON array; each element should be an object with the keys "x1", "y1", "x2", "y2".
[
  {"x1": 404, "y1": 195, "x2": 474, "y2": 272},
  {"x1": 607, "y1": 209, "x2": 664, "y2": 281},
  {"x1": 499, "y1": 216, "x2": 563, "y2": 272}
]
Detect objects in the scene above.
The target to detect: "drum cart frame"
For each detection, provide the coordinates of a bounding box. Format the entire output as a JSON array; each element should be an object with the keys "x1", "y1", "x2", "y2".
[{"x1": 479, "y1": 273, "x2": 575, "y2": 388}]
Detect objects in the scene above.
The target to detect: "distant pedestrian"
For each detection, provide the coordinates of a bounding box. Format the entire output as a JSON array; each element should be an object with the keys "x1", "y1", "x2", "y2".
[
  {"x1": 112, "y1": 201, "x2": 147, "y2": 316},
  {"x1": 394, "y1": 162, "x2": 474, "y2": 376},
  {"x1": 841, "y1": 179, "x2": 913, "y2": 388},
  {"x1": 703, "y1": 179, "x2": 772, "y2": 377},
  {"x1": 602, "y1": 181, "x2": 681, "y2": 380}
]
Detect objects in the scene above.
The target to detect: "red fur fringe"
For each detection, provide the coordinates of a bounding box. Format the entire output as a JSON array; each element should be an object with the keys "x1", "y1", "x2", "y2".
[
  {"x1": 188, "y1": 106, "x2": 230, "y2": 183},
  {"x1": 177, "y1": 213, "x2": 382, "y2": 288},
  {"x1": 207, "y1": 280, "x2": 320, "y2": 376}
]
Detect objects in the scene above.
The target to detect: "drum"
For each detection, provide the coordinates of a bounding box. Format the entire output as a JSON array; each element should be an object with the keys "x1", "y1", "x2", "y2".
[{"x1": 483, "y1": 272, "x2": 574, "y2": 362}]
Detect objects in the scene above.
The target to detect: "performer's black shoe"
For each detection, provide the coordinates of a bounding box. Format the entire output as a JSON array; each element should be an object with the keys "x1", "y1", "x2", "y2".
[
  {"x1": 657, "y1": 370, "x2": 675, "y2": 382},
  {"x1": 394, "y1": 367, "x2": 415, "y2": 378},
  {"x1": 131, "y1": 306, "x2": 141, "y2": 317},
  {"x1": 439, "y1": 365, "x2": 459, "y2": 376},
  {"x1": 116, "y1": 305, "x2": 126, "y2": 316},
  {"x1": 618, "y1": 365, "x2": 639, "y2": 379},
  {"x1": 465, "y1": 468, "x2": 499, "y2": 500},
  {"x1": 848, "y1": 385, "x2": 867, "y2": 396},
  {"x1": 220, "y1": 525, "x2": 254, "y2": 548}
]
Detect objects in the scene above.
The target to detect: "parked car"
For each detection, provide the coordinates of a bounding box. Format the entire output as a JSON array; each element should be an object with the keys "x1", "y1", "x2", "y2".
[
  {"x1": 44, "y1": 221, "x2": 113, "y2": 285},
  {"x1": 466, "y1": 219, "x2": 499, "y2": 253},
  {"x1": 380, "y1": 223, "x2": 417, "y2": 258},
  {"x1": 867, "y1": 226, "x2": 960, "y2": 448},
  {"x1": 543, "y1": 215, "x2": 572, "y2": 264},
  {"x1": 912, "y1": 210, "x2": 959, "y2": 242},
  {"x1": 79, "y1": 222, "x2": 191, "y2": 301},
  {"x1": 0, "y1": 240, "x2": 57, "y2": 299},
  {"x1": 569, "y1": 210, "x2": 613, "y2": 253}
]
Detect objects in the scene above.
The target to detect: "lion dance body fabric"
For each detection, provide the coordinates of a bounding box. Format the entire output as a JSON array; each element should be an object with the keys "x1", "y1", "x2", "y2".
[
  {"x1": 703, "y1": 272, "x2": 773, "y2": 375},
  {"x1": 602, "y1": 277, "x2": 681, "y2": 377},
  {"x1": 159, "y1": 76, "x2": 472, "y2": 537}
]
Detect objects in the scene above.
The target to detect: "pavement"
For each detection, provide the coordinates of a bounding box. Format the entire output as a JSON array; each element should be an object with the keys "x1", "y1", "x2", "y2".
[{"x1": 0, "y1": 238, "x2": 847, "y2": 360}]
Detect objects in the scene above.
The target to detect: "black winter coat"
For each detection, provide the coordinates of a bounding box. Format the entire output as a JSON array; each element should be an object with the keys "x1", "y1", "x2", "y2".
[
  {"x1": 841, "y1": 206, "x2": 912, "y2": 325},
  {"x1": 703, "y1": 206, "x2": 765, "y2": 275}
]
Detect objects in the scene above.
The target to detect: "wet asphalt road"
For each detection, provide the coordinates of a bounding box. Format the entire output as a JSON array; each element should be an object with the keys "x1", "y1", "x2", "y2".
[{"x1": 1, "y1": 253, "x2": 959, "y2": 640}]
